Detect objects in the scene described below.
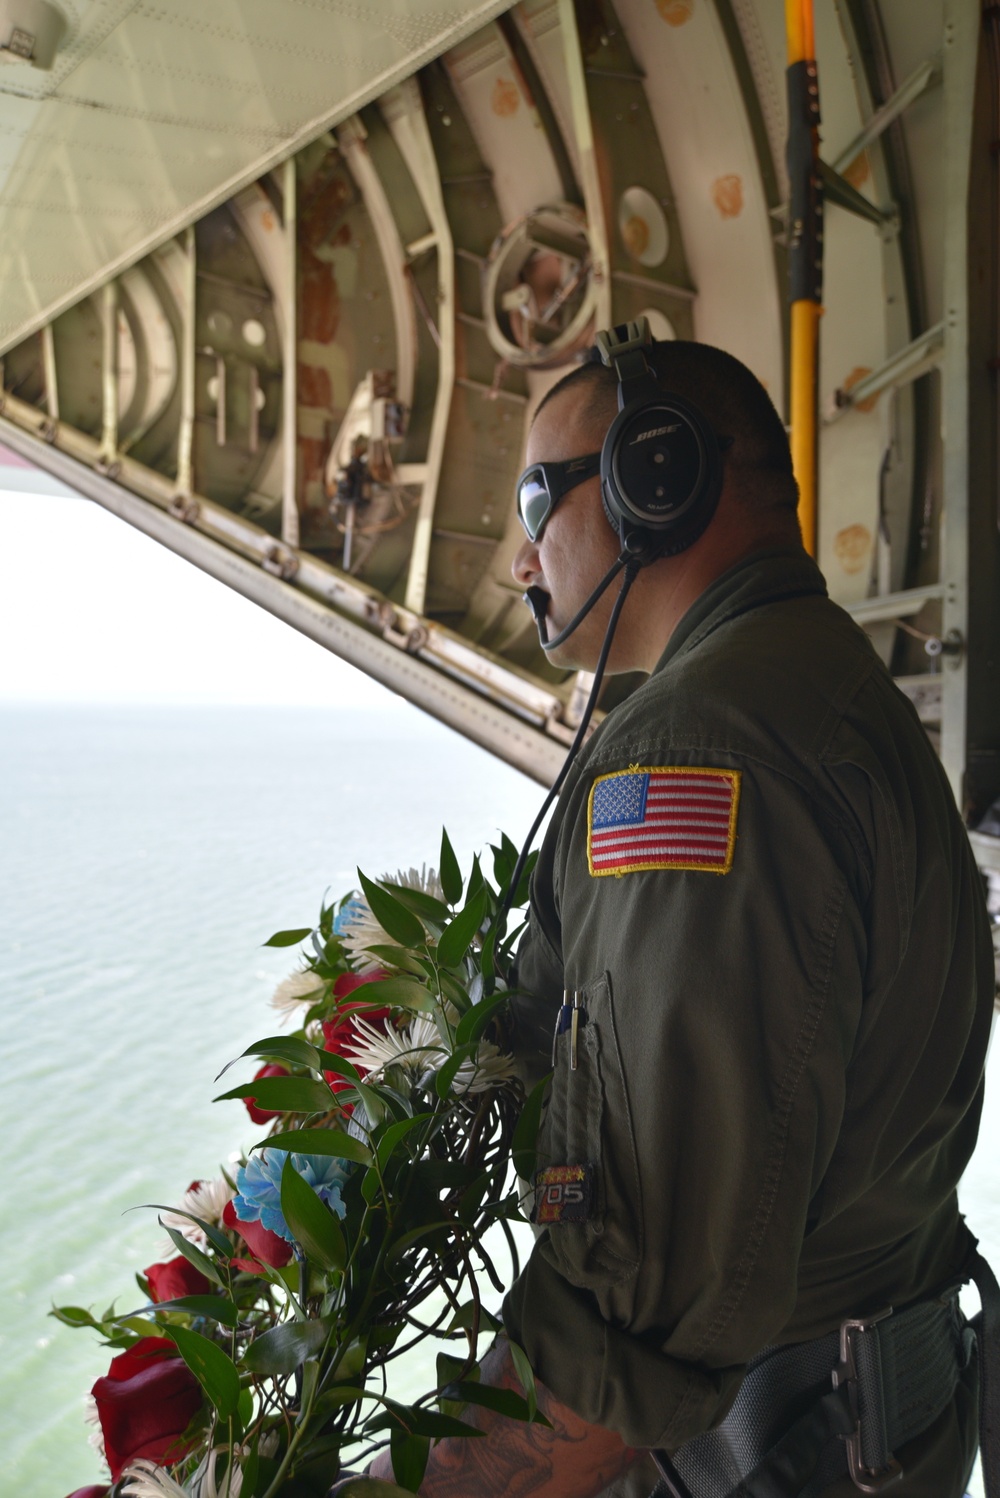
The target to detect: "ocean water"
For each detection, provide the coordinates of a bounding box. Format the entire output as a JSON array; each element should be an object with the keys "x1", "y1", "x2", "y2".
[{"x1": 1, "y1": 703, "x2": 996, "y2": 1497}]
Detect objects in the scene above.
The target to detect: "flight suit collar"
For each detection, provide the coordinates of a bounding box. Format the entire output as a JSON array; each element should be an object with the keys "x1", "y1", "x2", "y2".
[{"x1": 651, "y1": 546, "x2": 828, "y2": 677}]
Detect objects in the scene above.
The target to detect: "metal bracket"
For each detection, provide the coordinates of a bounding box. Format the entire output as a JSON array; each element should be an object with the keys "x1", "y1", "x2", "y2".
[{"x1": 831, "y1": 1310, "x2": 904, "y2": 1493}]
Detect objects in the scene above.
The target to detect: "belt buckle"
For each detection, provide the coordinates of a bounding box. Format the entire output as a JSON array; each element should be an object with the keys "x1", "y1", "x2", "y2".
[{"x1": 832, "y1": 1309, "x2": 904, "y2": 1493}]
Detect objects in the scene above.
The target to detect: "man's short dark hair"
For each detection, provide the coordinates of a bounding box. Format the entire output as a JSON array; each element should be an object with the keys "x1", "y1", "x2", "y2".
[{"x1": 536, "y1": 339, "x2": 798, "y2": 516}]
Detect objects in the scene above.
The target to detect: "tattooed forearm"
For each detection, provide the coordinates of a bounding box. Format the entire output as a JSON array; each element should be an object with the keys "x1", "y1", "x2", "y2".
[{"x1": 368, "y1": 1339, "x2": 637, "y2": 1498}]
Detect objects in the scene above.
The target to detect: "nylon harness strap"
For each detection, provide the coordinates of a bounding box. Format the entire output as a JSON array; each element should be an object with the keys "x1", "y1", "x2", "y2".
[{"x1": 652, "y1": 1248, "x2": 1000, "y2": 1498}]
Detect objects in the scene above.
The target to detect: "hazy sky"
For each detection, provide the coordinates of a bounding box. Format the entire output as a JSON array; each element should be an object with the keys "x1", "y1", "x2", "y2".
[{"x1": 0, "y1": 477, "x2": 400, "y2": 709}]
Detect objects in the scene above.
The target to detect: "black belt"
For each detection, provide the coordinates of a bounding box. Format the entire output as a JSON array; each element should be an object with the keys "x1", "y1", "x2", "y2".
[{"x1": 652, "y1": 1248, "x2": 1000, "y2": 1498}]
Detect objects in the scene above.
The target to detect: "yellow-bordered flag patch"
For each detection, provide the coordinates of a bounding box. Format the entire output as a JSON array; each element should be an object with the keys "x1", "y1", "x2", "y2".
[{"x1": 588, "y1": 766, "x2": 740, "y2": 876}]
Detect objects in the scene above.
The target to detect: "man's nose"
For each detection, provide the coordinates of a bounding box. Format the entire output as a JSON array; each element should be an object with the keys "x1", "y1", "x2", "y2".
[{"x1": 511, "y1": 535, "x2": 541, "y2": 589}]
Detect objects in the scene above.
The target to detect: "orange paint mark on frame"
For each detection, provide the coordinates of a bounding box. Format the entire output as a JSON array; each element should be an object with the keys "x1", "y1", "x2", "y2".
[
  {"x1": 655, "y1": 0, "x2": 695, "y2": 24},
  {"x1": 712, "y1": 174, "x2": 743, "y2": 218},
  {"x1": 492, "y1": 76, "x2": 520, "y2": 117},
  {"x1": 841, "y1": 151, "x2": 871, "y2": 189},
  {"x1": 833, "y1": 524, "x2": 872, "y2": 575},
  {"x1": 842, "y1": 366, "x2": 878, "y2": 413}
]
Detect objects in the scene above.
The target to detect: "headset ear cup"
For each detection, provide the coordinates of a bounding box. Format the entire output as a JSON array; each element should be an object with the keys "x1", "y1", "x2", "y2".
[{"x1": 600, "y1": 390, "x2": 723, "y2": 560}]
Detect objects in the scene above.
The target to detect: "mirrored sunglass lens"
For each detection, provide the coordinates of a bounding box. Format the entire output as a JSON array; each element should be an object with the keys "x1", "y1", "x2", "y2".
[{"x1": 518, "y1": 473, "x2": 551, "y2": 539}]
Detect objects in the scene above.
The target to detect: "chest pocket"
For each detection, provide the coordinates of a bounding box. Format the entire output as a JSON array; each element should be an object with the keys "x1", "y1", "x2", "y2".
[{"x1": 535, "y1": 971, "x2": 643, "y2": 1289}]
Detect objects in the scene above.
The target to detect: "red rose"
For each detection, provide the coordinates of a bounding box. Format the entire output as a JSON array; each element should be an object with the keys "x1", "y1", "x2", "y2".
[
  {"x1": 333, "y1": 971, "x2": 386, "y2": 1000},
  {"x1": 322, "y1": 1004, "x2": 391, "y2": 1104},
  {"x1": 91, "y1": 1336, "x2": 202, "y2": 1481},
  {"x1": 144, "y1": 1256, "x2": 212, "y2": 1303},
  {"x1": 223, "y1": 1198, "x2": 293, "y2": 1274},
  {"x1": 243, "y1": 1063, "x2": 290, "y2": 1124}
]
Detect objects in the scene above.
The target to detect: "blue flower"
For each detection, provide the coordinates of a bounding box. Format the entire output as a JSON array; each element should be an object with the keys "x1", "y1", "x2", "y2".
[
  {"x1": 234, "y1": 1150, "x2": 349, "y2": 1243},
  {"x1": 334, "y1": 897, "x2": 366, "y2": 936}
]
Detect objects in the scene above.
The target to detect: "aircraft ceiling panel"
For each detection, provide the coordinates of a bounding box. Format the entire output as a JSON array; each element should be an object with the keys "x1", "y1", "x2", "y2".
[
  {"x1": 0, "y1": 0, "x2": 519, "y2": 356},
  {"x1": 3, "y1": 0, "x2": 997, "y2": 817}
]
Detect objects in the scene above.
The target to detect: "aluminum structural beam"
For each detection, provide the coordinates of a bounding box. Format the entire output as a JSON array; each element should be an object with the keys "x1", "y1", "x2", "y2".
[
  {"x1": 829, "y1": 323, "x2": 945, "y2": 419},
  {"x1": 939, "y1": 0, "x2": 979, "y2": 804},
  {"x1": 382, "y1": 79, "x2": 456, "y2": 619},
  {"x1": 830, "y1": 54, "x2": 942, "y2": 176},
  {"x1": 0, "y1": 404, "x2": 568, "y2": 786},
  {"x1": 558, "y1": 0, "x2": 612, "y2": 331},
  {"x1": 281, "y1": 157, "x2": 300, "y2": 549}
]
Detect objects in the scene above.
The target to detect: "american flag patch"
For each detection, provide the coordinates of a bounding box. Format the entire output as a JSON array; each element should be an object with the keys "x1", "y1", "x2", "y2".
[{"x1": 587, "y1": 766, "x2": 741, "y2": 877}]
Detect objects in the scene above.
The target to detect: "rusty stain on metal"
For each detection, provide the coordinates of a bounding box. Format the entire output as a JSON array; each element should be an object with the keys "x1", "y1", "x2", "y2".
[
  {"x1": 712, "y1": 173, "x2": 744, "y2": 218},
  {"x1": 492, "y1": 76, "x2": 520, "y2": 117},
  {"x1": 655, "y1": 0, "x2": 695, "y2": 26}
]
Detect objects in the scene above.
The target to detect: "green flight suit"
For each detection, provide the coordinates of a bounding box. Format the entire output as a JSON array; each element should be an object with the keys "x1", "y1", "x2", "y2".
[{"x1": 502, "y1": 548, "x2": 994, "y2": 1495}]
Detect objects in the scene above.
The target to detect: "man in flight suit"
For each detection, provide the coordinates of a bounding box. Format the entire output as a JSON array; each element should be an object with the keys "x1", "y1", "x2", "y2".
[{"x1": 369, "y1": 338, "x2": 995, "y2": 1497}]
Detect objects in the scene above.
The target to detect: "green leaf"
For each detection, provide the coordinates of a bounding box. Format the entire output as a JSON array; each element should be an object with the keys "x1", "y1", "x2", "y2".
[
  {"x1": 49, "y1": 1304, "x2": 103, "y2": 1331},
  {"x1": 358, "y1": 870, "x2": 426, "y2": 948},
  {"x1": 444, "y1": 1302, "x2": 503, "y2": 1336},
  {"x1": 383, "y1": 883, "x2": 450, "y2": 926},
  {"x1": 214, "y1": 1077, "x2": 336, "y2": 1113},
  {"x1": 367, "y1": 1400, "x2": 484, "y2": 1439},
  {"x1": 136, "y1": 1205, "x2": 233, "y2": 1258},
  {"x1": 442, "y1": 1381, "x2": 551, "y2": 1425},
  {"x1": 162, "y1": 1224, "x2": 225, "y2": 1286},
  {"x1": 251, "y1": 1129, "x2": 372, "y2": 1166},
  {"x1": 344, "y1": 975, "x2": 435, "y2": 1012},
  {"x1": 241, "y1": 1318, "x2": 331, "y2": 1376},
  {"x1": 364, "y1": 945, "x2": 428, "y2": 976},
  {"x1": 455, "y1": 990, "x2": 509, "y2": 1048},
  {"x1": 511, "y1": 1073, "x2": 551, "y2": 1181},
  {"x1": 376, "y1": 1113, "x2": 434, "y2": 1172},
  {"x1": 434, "y1": 1046, "x2": 473, "y2": 1101},
  {"x1": 238, "y1": 1387, "x2": 254, "y2": 1427},
  {"x1": 491, "y1": 840, "x2": 514, "y2": 890},
  {"x1": 439, "y1": 828, "x2": 463, "y2": 906},
  {"x1": 436, "y1": 1350, "x2": 474, "y2": 1386},
  {"x1": 167, "y1": 1323, "x2": 240, "y2": 1417},
  {"x1": 146, "y1": 1295, "x2": 239, "y2": 1328},
  {"x1": 263, "y1": 928, "x2": 314, "y2": 948},
  {"x1": 280, "y1": 1156, "x2": 346, "y2": 1272},
  {"x1": 507, "y1": 1339, "x2": 538, "y2": 1420},
  {"x1": 218, "y1": 1036, "x2": 323, "y2": 1080},
  {"x1": 436, "y1": 889, "x2": 487, "y2": 971},
  {"x1": 391, "y1": 1430, "x2": 430, "y2": 1493},
  {"x1": 385, "y1": 1220, "x2": 454, "y2": 1265},
  {"x1": 315, "y1": 1052, "x2": 361, "y2": 1084}
]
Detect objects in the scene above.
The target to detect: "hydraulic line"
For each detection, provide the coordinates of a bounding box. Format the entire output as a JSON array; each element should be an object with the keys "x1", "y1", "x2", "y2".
[{"x1": 785, "y1": 0, "x2": 823, "y2": 557}]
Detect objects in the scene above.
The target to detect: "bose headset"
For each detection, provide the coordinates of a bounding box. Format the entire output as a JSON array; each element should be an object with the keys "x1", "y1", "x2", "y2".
[
  {"x1": 500, "y1": 317, "x2": 727, "y2": 938},
  {"x1": 523, "y1": 317, "x2": 726, "y2": 650}
]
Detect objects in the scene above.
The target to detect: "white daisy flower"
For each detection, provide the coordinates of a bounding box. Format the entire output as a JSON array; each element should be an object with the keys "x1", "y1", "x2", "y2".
[
  {"x1": 340, "y1": 866, "x2": 444, "y2": 972},
  {"x1": 451, "y1": 1040, "x2": 518, "y2": 1096},
  {"x1": 121, "y1": 1460, "x2": 189, "y2": 1497},
  {"x1": 195, "y1": 1448, "x2": 243, "y2": 1498},
  {"x1": 84, "y1": 1392, "x2": 105, "y2": 1460},
  {"x1": 344, "y1": 1013, "x2": 443, "y2": 1077},
  {"x1": 269, "y1": 967, "x2": 325, "y2": 1021},
  {"x1": 156, "y1": 1175, "x2": 235, "y2": 1258},
  {"x1": 344, "y1": 1014, "x2": 515, "y2": 1095}
]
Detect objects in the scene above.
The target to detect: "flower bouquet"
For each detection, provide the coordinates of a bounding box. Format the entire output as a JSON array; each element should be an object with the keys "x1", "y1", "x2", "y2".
[{"x1": 56, "y1": 829, "x2": 547, "y2": 1498}]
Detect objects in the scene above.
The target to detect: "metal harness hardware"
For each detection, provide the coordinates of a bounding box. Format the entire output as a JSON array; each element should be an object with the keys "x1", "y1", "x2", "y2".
[{"x1": 830, "y1": 1309, "x2": 903, "y2": 1493}]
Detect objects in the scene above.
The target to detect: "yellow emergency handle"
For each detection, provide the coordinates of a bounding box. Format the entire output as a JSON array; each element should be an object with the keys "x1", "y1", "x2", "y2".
[
  {"x1": 785, "y1": 0, "x2": 820, "y2": 559},
  {"x1": 789, "y1": 300, "x2": 820, "y2": 558},
  {"x1": 785, "y1": 0, "x2": 814, "y2": 66}
]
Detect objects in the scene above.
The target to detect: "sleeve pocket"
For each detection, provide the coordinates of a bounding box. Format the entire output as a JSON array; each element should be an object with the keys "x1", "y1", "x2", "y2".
[{"x1": 535, "y1": 970, "x2": 643, "y2": 1288}]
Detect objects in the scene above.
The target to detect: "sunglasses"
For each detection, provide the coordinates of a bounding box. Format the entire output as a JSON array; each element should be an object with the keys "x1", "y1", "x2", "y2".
[{"x1": 515, "y1": 452, "x2": 602, "y2": 542}]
